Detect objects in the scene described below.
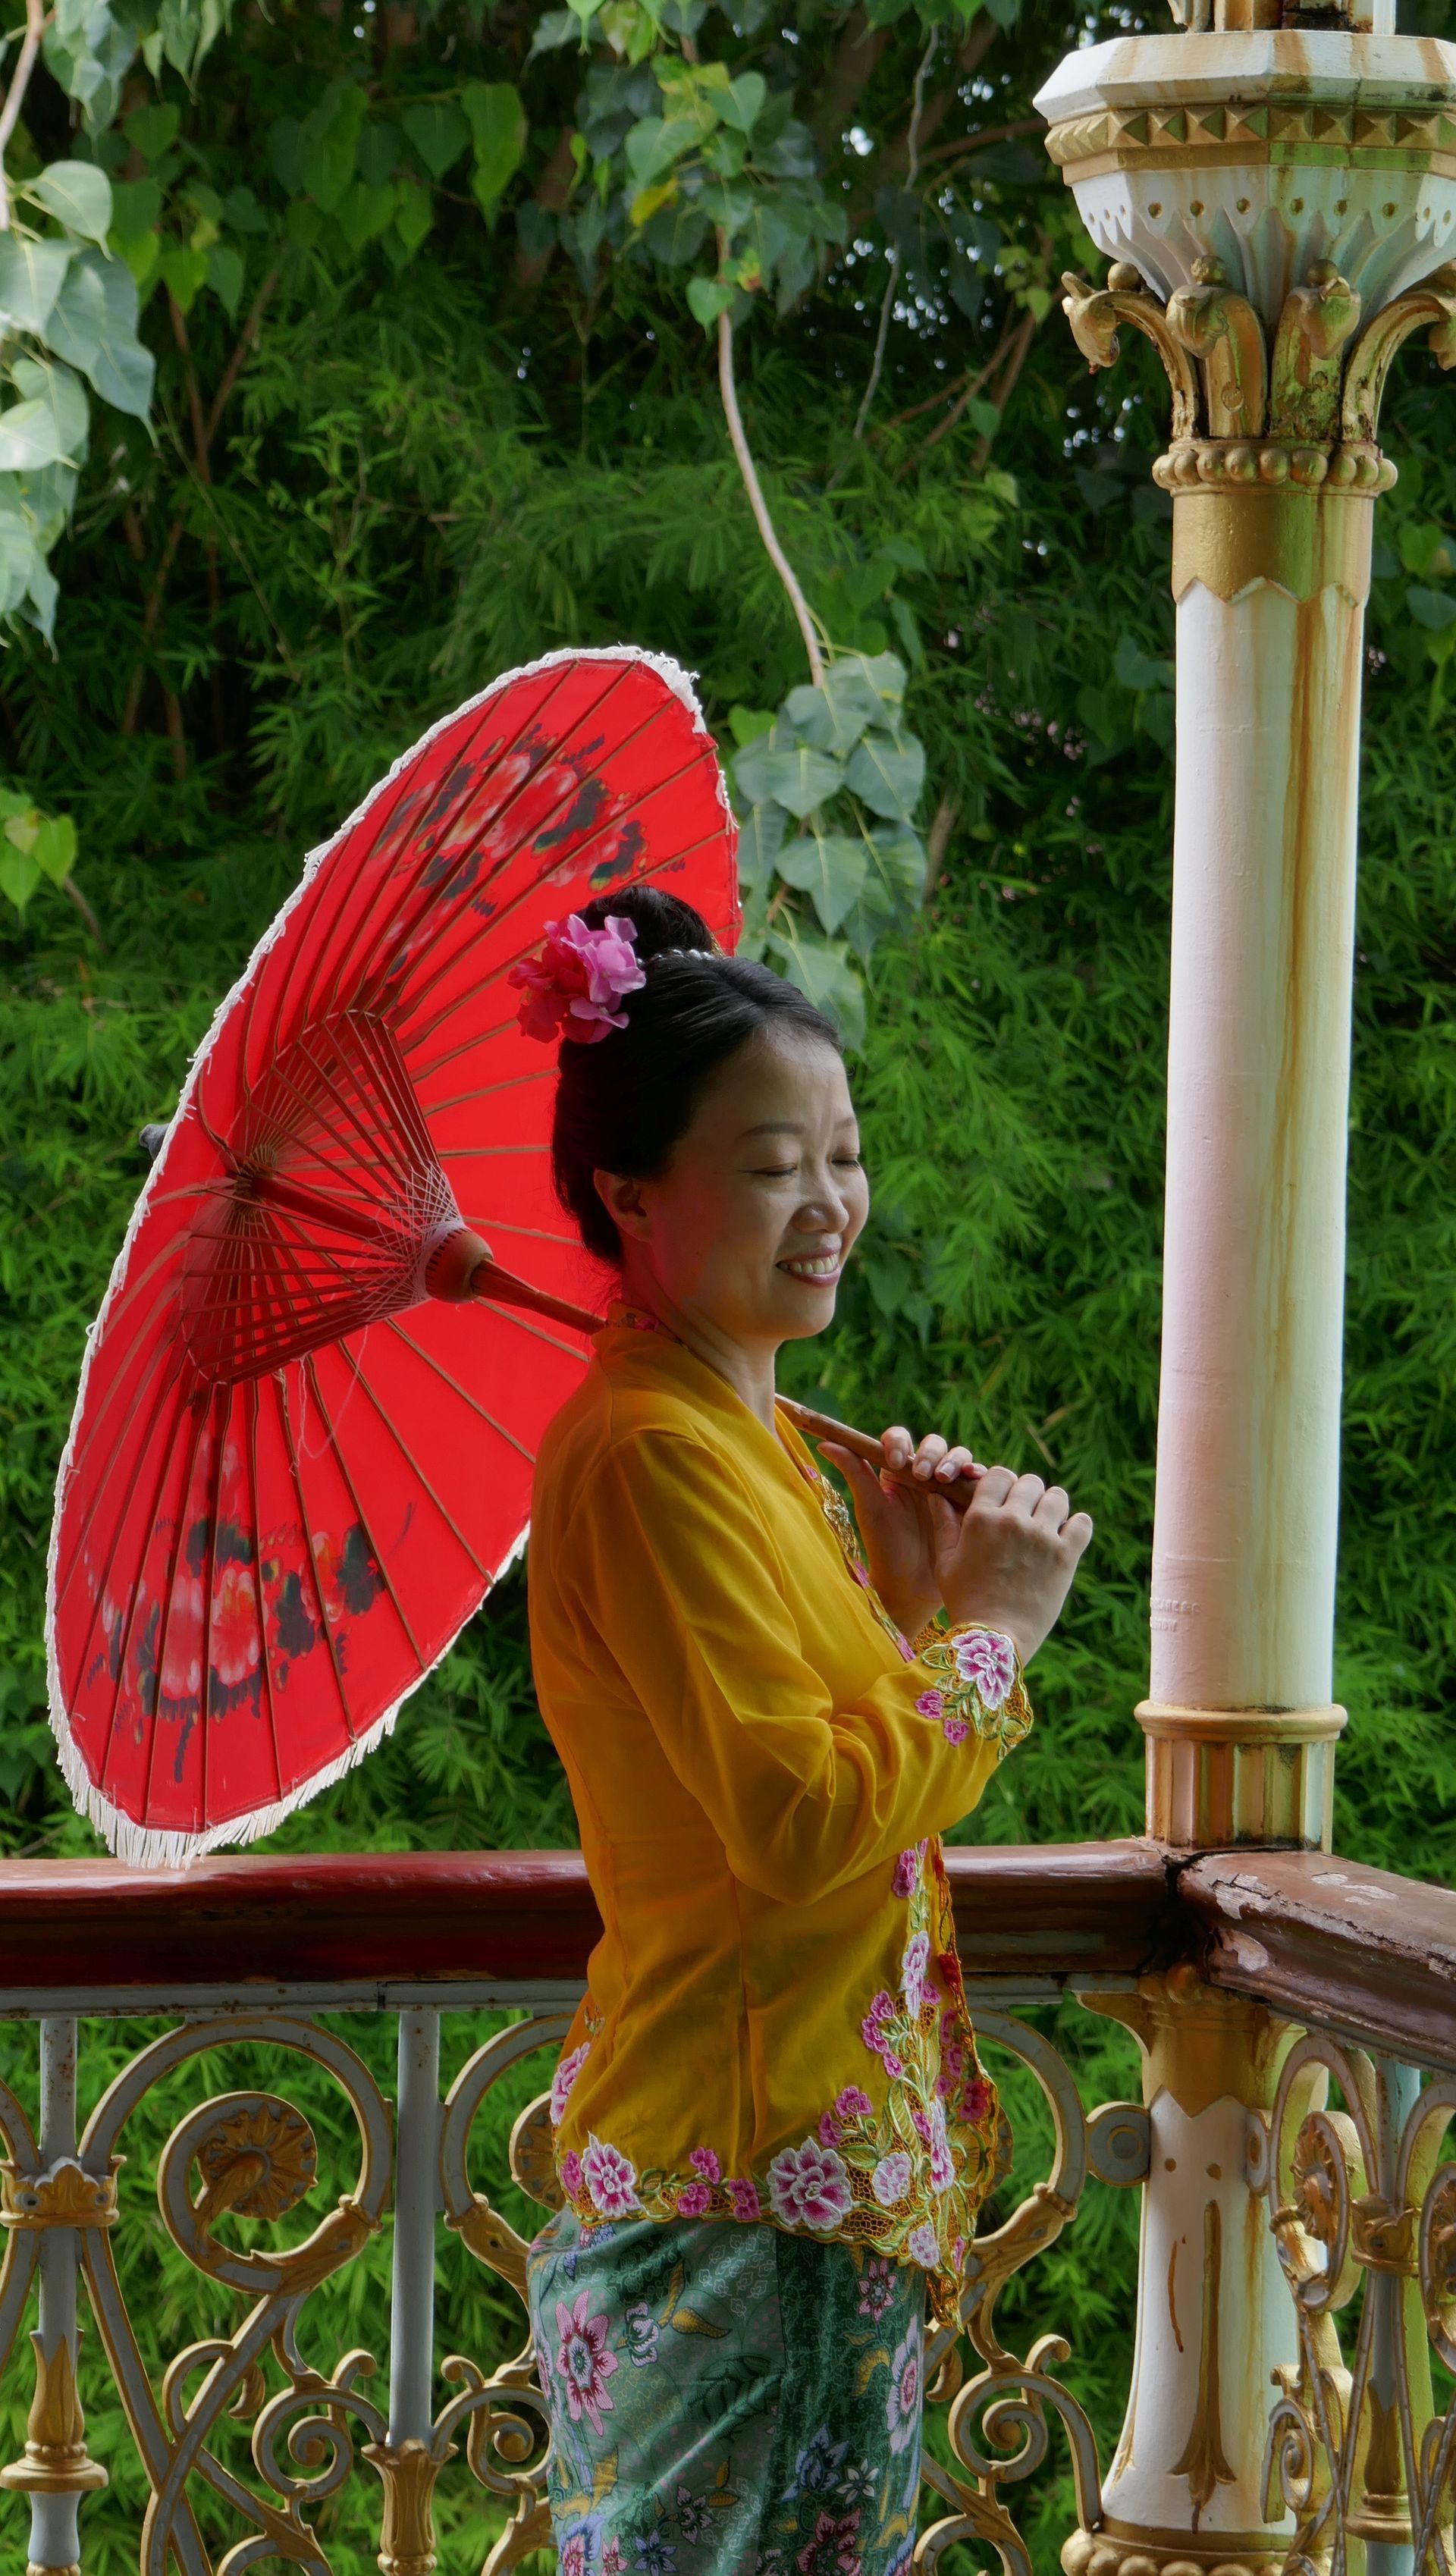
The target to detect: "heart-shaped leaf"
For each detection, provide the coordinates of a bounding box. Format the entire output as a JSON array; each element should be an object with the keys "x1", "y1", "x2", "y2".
[
  {"x1": 11, "y1": 358, "x2": 88, "y2": 463},
  {"x1": 27, "y1": 160, "x2": 113, "y2": 246},
  {"x1": 32, "y1": 813, "x2": 77, "y2": 885},
  {"x1": 686, "y1": 273, "x2": 733, "y2": 329},
  {"x1": 735, "y1": 799, "x2": 786, "y2": 887},
  {"x1": 393, "y1": 180, "x2": 434, "y2": 257},
  {"x1": 844, "y1": 727, "x2": 924, "y2": 822},
  {"x1": 0, "y1": 842, "x2": 40, "y2": 915},
  {"x1": 463, "y1": 83, "x2": 527, "y2": 215},
  {"x1": 786, "y1": 658, "x2": 888, "y2": 757},
  {"x1": 764, "y1": 921, "x2": 865, "y2": 1048},
  {"x1": 742, "y1": 740, "x2": 844, "y2": 820},
  {"x1": 43, "y1": 249, "x2": 155, "y2": 419},
  {"x1": 717, "y1": 72, "x2": 766, "y2": 133},
  {"x1": 0, "y1": 399, "x2": 74, "y2": 474},
  {"x1": 206, "y1": 242, "x2": 246, "y2": 314},
  {"x1": 1407, "y1": 585, "x2": 1456, "y2": 633},
  {"x1": 776, "y1": 828, "x2": 868, "y2": 932},
  {"x1": 0, "y1": 237, "x2": 73, "y2": 337},
  {"x1": 403, "y1": 100, "x2": 471, "y2": 180}
]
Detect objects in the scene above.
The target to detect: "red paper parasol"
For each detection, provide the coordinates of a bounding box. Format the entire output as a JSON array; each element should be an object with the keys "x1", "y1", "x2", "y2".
[{"x1": 47, "y1": 648, "x2": 739, "y2": 1866}]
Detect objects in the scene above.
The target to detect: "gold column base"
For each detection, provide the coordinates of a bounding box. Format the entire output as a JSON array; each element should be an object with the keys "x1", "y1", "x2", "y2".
[
  {"x1": 1063, "y1": 2524, "x2": 1285, "y2": 2576},
  {"x1": 362, "y1": 2435, "x2": 454, "y2": 2576},
  {"x1": 0, "y1": 2334, "x2": 108, "y2": 2501},
  {"x1": 1138, "y1": 1702, "x2": 1345, "y2": 1850}
]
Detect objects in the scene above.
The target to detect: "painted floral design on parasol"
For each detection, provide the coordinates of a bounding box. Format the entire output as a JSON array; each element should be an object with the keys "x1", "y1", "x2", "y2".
[{"x1": 48, "y1": 648, "x2": 739, "y2": 1866}]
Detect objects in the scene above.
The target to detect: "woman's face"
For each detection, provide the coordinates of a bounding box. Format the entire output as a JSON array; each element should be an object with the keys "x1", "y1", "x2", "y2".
[{"x1": 598, "y1": 1031, "x2": 870, "y2": 1350}]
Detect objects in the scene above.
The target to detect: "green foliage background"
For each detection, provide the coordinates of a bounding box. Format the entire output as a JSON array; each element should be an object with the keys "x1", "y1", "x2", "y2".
[{"x1": 2, "y1": 0, "x2": 1454, "y2": 2556}]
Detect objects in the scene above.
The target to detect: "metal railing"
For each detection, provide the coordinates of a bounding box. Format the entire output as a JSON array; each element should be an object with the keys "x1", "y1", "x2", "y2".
[{"x1": 0, "y1": 1842, "x2": 1450, "y2": 2574}]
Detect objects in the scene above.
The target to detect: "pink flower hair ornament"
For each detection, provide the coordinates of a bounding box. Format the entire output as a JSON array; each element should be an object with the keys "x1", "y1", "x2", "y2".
[{"x1": 510, "y1": 912, "x2": 646, "y2": 1045}]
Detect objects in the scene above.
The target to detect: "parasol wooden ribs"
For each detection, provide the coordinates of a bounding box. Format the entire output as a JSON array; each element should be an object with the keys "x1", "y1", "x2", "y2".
[{"x1": 177, "y1": 1005, "x2": 979, "y2": 1499}]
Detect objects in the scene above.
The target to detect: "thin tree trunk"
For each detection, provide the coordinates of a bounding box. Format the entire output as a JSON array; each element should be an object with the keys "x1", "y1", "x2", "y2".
[{"x1": 717, "y1": 303, "x2": 825, "y2": 688}]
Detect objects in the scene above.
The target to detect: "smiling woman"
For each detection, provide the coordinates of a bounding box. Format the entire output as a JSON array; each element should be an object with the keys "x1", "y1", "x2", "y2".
[{"x1": 514, "y1": 884, "x2": 1093, "y2": 2574}]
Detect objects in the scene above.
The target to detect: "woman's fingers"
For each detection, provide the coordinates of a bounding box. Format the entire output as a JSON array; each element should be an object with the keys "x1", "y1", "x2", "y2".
[
  {"x1": 879, "y1": 1428, "x2": 984, "y2": 1486},
  {"x1": 818, "y1": 1441, "x2": 880, "y2": 1504},
  {"x1": 1033, "y1": 1485, "x2": 1071, "y2": 1530}
]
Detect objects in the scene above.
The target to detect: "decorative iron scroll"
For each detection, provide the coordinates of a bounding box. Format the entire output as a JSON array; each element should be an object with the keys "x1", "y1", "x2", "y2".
[
  {"x1": 0, "y1": 1999, "x2": 1146, "y2": 2572},
  {"x1": 1263, "y1": 2032, "x2": 1456, "y2": 2574}
]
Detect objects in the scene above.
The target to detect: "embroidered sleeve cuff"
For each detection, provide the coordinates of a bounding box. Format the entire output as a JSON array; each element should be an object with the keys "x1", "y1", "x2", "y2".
[{"x1": 913, "y1": 1624, "x2": 1034, "y2": 1757}]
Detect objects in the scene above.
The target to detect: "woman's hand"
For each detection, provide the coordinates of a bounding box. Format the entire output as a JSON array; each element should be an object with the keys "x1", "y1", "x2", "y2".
[
  {"x1": 930, "y1": 1468, "x2": 1093, "y2": 1665},
  {"x1": 817, "y1": 1426, "x2": 981, "y2": 1643}
]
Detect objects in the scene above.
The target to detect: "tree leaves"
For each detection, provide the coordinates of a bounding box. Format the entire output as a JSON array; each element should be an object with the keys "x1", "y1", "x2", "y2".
[
  {"x1": 735, "y1": 736, "x2": 843, "y2": 818},
  {"x1": 777, "y1": 828, "x2": 867, "y2": 933},
  {"x1": 45, "y1": 253, "x2": 155, "y2": 419},
  {"x1": 0, "y1": 240, "x2": 73, "y2": 340},
  {"x1": 766, "y1": 918, "x2": 866, "y2": 1048},
  {"x1": 844, "y1": 726, "x2": 926, "y2": 822},
  {"x1": 0, "y1": 798, "x2": 77, "y2": 913},
  {"x1": 463, "y1": 83, "x2": 526, "y2": 219},
  {"x1": 727, "y1": 651, "x2": 926, "y2": 1021},
  {"x1": 26, "y1": 162, "x2": 114, "y2": 247},
  {"x1": 734, "y1": 798, "x2": 785, "y2": 886},
  {"x1": 403, "y1": 101, "x2": 471, "y2": 181}
]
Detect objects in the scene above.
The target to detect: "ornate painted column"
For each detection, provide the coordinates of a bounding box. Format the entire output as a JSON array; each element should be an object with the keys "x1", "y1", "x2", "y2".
[{"x1": 1034, "y1": 14, "x2": 1456, "y2": 2573}]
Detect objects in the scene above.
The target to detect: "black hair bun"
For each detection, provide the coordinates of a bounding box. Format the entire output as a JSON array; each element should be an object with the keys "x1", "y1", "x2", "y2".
[
  {"x1": 553, "y1": 878, "x2": 840, "y2": 1265},
  {"x1": 577, "y1": 883, "x2": 714, "y2": 965}
]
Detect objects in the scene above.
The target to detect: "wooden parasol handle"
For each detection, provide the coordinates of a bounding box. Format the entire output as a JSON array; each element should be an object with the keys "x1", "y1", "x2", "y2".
[{"x1": 455, "y1": 1243, "x2": 983, "y2": 1505}]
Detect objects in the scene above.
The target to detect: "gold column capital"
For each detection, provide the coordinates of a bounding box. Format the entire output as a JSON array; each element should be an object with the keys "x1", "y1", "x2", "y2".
[{"x1": 1059, "y1": 253, "x2": 1456, "y2": 601}]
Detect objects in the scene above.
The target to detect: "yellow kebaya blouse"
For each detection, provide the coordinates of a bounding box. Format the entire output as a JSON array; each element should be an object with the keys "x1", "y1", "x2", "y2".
[{"x1": 527, "y1": 1313, "x2": 1033, "y2": 2321}]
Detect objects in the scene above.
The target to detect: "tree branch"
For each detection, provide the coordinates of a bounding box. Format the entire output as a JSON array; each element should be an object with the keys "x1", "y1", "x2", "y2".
[
  {"x1": 118, "y1": 269, "x2": 281, "y2": 739},
  {"x1": 0, "y1": 0, "x2": 48, "y2": 226},
  {"x1": 895, "y1": 303, "x2": 1037, "y2": 480},
  {"x1": 916, "y1": 115, "x2": 1044, "y2": 173},
  {"x1": 871, "y1": 17, "x2": 1000, "y2": 190},
  {"x1": 811, "y1": 6, "x2": 890, "y2": 150},
  {"x1": 853, "y1": 29, "x2": 937, "y2": 443},
  {"x1": 717, "y1": 300, "x2": 824, "y2": 688}
]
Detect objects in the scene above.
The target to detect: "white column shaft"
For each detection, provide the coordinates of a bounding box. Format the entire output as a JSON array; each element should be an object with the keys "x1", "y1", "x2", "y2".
[{"x1": 1150, "y1": 573, "x2": 1366, "y2": 1713}]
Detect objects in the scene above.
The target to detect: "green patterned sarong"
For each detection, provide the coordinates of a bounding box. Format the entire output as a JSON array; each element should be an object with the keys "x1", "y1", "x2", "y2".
[{"x1": 526, "y1": 2207, "x2": 925, "y2": 2575}]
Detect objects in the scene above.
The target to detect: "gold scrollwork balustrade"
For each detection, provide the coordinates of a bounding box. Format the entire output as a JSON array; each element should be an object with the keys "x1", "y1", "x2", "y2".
[
  {"x1": 0, "y1": 1997, "x2": 1150, "y2": 2573},
  {"x1": 1263, "y1": 2032, "x2": 1456, "y2": 2573}
]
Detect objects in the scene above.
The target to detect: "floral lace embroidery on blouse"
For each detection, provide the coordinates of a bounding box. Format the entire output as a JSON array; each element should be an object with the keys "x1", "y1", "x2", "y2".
[{"x1": 552, "y1": 1837, "x2": 1004, "y2": 2324}]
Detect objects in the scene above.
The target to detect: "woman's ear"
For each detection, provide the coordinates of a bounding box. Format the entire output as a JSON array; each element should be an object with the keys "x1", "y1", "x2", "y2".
[{"x1": 594, "y1": 1169, "x2": 651, "y2": 1242}]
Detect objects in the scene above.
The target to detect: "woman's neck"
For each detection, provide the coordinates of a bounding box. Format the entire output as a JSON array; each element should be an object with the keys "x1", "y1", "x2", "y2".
[{"x1": 614, "y1": 1253, "x2": 780, "y2": 1430}]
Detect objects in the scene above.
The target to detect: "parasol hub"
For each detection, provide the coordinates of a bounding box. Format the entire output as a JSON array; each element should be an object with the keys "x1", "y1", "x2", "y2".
[{"x1": 425, "y1": 1225, "x2": 495, "y2": 1302}]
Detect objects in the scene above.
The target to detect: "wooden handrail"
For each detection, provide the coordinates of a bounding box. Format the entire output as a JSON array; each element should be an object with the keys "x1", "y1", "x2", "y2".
[
  {"x1": 3, "y1": 1840, "x2": 1451, "y2": 2061},
  {"x1": 0, "y1": 1840, "x2": 1176, "y2": 1997},
  {"x1": 1182, "y1": 1849, "x2": 1456, "y2": 2075}
]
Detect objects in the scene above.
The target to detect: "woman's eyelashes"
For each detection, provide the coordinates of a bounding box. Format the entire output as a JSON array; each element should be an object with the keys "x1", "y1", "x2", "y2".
[{"x1": 748, "y1": 1155, "x2": 862, "y2": 1181}]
